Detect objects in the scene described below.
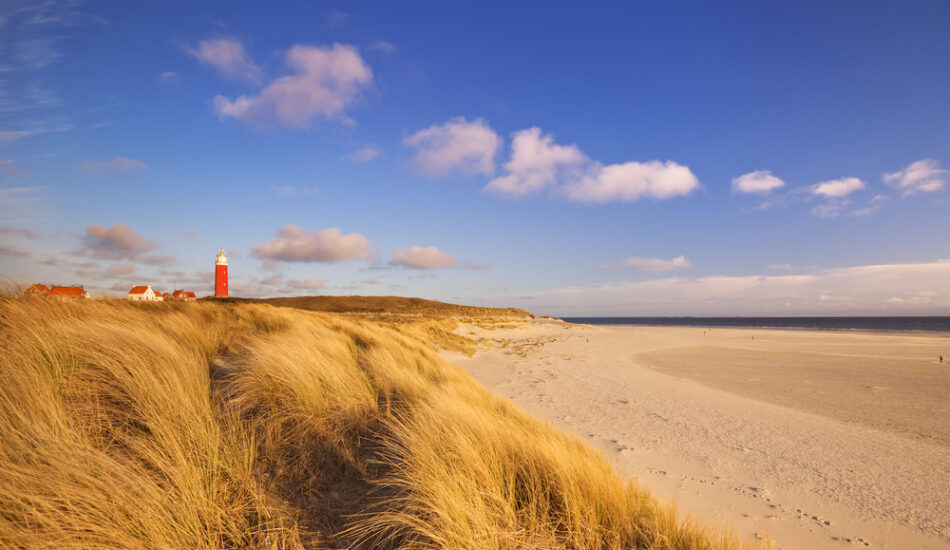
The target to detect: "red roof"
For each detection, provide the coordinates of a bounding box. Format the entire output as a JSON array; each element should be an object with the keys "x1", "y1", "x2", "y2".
[
  {"x1": 185, "y1": 291, "x2": 196, "y2": 298},
  {"x1": 25, "y1": 284, "x2": 49, "y2": 293},
  {"x1": 49, "y1": 286, "x2": 86, "y2": 297},
  {"x1": 128, "y1": 285, "x2": 150, "y2": 295}
]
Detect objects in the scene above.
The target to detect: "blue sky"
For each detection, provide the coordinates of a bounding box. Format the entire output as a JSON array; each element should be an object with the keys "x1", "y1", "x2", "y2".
[{"x1": 1, "y1": 1, "x2": 949, "y2": 315}]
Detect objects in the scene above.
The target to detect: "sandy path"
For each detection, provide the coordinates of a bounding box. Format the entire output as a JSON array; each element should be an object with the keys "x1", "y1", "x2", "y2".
[{"x1": 447, "y1": 320, "x2": 950, "y2": 550}]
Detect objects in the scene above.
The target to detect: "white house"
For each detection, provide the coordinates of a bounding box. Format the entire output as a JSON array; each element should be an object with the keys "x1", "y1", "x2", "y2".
[{"x1": 127, "y1": 285, "x2": 158, "y2": 301}]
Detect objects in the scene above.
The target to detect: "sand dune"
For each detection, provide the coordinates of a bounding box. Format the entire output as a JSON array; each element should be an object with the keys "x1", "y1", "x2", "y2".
[{"x1": 451, "y1": 319, "x2": 950, "y2": 550}]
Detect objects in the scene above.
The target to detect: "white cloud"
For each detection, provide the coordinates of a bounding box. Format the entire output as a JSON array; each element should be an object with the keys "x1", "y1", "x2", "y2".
[
  {"x1": 213, "y1": 43, "x2": 373, "y2": 129},
  {"x1": 80, "y1": 156, "x2": 147, "y2": 173},
  {"x1": 484, "y1": 127, "x2": 585, "y2": 196},
  {"x1": 732, "y1": 170, "x2": 785, "y2": 195},
  {"x1": 562, "y1": 160, "x2": 700, "y2": 203},
  {"x1": 606, "y1": 255, "x2": 692, "y2": 273},
  {"x1": 345, "y1": 145, "x2": 380, "y2": 163},
  {"x1": 485, "y1": 127, "x2": 698, "y2": 203},
  {"x1": 883, "y1": 159, "x2": 948, "y2": 196},
  {"x1": 515, "y1": 259, "x2": 950, "y2": 316},
  {"x1": 391, "y1": 245, "x2": 458, "y2": 269},
  {"x1": 404, "y1": 117, "x2": 501, "y2": 177},
  {"x1": 252, "y1": 225, "x2": 373, "y2": 262},
  {"x1": 186, "y1": 38, "x2": 263, "y2": 84},
  {"x1": 811, "y1": 177, "x2": 865, "y2": 198}
]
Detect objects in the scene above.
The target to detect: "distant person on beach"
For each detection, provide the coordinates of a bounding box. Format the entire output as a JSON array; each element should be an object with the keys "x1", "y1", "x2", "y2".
[{"x1": 941, "y1": 355, "x2": 944, "y2": 364}]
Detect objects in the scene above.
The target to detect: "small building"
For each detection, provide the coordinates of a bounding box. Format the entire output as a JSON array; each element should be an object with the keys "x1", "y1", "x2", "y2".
[
  {"x1": 48, "y1": 286, "x2": 90, "y2": 301},
  {"x1": 153, "y1": 291, "x2": 165, "y2": 302},
  {"x1": 169, "y1": 289, "x2": 197, "y2": 302},
  {"x1": 127, "y1": 285, "x2": 158, "y2": 301},
  {"x1": 24, "y1": 284, "x2": 49, "y2": 296}
]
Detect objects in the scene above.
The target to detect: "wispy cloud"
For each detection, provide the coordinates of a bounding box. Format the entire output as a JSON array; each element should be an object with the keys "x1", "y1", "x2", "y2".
[
  {"x1": 0, "y1": 120, "x2": 72, "y2": 143},
  {"x1": 327, "y1": 9, "x2": 349, "y2": 28},
  {"x1": 345, "y1": 144, "x2": 380, "y2": 163},
  {"x1": 286, "y1": 278, "x2": 324, "y2": 291},
  {"x1": 271, "y1": 185, "x2": 320, "y2": 197},
  {"x1": 0, "y1": 185, "x2": 48, "y2": 224},
  {"x1": 0, "y1": 245, "x2": 30, "y2": 257},
  {"x1": 366, "y1": 40, "x2": 396, "y2": 55},
  {"x1": 79, "y1": 156, "x2": 147, "y2": 173},
  {"x1": 159, "y1": 71, "x2": 181, "y2": 85},
  {"x1": 0, "y1": 160, "x2": 26, "y2": 175},
  {"x1": 0, "y1": 0, "x2": 92, "y2": 138},
  {"x1": 0, "y1": 225, "x2": 39, "y2": 239}
]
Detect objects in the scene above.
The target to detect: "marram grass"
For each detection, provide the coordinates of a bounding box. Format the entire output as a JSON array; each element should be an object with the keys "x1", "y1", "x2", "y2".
[{"x1": 0, "y1": 295, "x2": 767, "y2": 549}]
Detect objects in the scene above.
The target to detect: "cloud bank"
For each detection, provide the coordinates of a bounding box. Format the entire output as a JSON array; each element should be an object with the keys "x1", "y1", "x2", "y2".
[{"x1": 518, "y1": 259, "x2": 950, "y2": 316}]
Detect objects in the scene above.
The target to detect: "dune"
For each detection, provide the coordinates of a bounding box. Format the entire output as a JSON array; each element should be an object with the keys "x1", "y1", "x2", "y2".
[
  {"x1": 0, "y1": 295, "x2": 761, "y2": 549},
  {"x1": 450, "y1": 319, "x2": 950, "y2": 550}
]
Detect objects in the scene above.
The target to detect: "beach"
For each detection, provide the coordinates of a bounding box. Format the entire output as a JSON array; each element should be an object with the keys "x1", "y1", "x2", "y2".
[{"x1": 449, "y1": 319, "x2": 950, "y2": 550}]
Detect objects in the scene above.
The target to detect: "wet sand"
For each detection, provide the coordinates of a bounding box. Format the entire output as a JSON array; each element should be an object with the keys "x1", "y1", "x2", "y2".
[{"x1": 448, "y1": 319, "x2": 950, "y2": 550}]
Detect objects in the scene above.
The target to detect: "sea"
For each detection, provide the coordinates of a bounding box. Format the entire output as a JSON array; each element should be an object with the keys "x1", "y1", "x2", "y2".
[{"x1": 559, "y1": 316, "x2": 950, "y2": 333}]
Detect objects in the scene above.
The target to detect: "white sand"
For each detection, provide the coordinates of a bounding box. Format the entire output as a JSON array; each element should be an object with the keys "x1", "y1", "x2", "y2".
[{"x1": 447, "y1": 319, "x2": 950, "y2": 550}]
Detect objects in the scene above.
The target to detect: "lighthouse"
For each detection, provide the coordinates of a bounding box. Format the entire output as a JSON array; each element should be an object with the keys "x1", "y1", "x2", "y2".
[{"x1": 214, "y1": 248, "x2": 228, "y2": 297}]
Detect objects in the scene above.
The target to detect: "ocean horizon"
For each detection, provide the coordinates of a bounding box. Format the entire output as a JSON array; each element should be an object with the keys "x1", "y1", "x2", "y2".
[{"x1": 560, "y1": 316, "x2": 950, "y2": 333}]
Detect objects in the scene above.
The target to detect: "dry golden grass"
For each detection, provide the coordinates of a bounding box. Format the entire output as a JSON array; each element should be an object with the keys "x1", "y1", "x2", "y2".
[{"x1": 0, "y1": 295, "x2": 766, "y2": 549}]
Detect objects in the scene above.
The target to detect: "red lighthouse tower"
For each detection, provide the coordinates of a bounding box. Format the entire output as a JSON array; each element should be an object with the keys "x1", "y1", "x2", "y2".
[{"x1": 214, "y1": 248, "x2": 228, "y2": 297}]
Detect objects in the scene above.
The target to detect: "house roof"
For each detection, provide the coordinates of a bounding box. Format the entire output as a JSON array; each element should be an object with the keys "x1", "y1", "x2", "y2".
[
  {"x1": 49, "y1": 286, "x2": 86, "y2": 297},
  {"x1": 184, "y1": 291, "x2": 196, "y2": 298},
  {"x1": 26, "y1": 284, "x2": 49, "y2": 292},
  {"x1": 128, "y1": 285, "x2": 150, "y2": 295}
]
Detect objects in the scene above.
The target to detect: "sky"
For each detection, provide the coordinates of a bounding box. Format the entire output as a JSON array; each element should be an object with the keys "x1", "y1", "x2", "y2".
[{"x1": 1, "y1": 0, "x2": 949, "y2": 315}]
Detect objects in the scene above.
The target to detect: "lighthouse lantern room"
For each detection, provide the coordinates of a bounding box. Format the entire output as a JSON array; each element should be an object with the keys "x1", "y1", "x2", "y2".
[{"x1": 214, "y1": 249, "x2": 228, "y2": 297}]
